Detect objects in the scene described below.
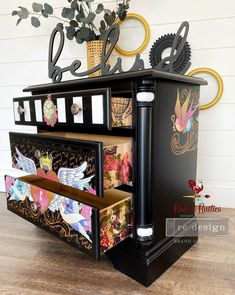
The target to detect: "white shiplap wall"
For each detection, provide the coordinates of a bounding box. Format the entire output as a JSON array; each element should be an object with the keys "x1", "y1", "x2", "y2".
[{"x1": 0, "y1": 0, "x2": 235, "y2": 208}]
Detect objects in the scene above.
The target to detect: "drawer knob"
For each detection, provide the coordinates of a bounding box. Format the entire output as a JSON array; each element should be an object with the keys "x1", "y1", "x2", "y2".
[
  {"x1": 17, "y1": 106, "x2": 25, "y2": 115},
  {"x1": 71, "y1": 103, "x2": 81, "y2": 115},
  {"x1": 31, "y1": 202, "x2": 38, "y2": 212}
]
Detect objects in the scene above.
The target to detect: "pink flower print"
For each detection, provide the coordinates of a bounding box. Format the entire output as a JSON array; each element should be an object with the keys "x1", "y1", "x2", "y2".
[
  {"x1": 87, "y1": 187, "x2": 96, "y2": 195},
  {"x1": 100, "y1": 230, "x2": 109, "y2": 248},
  {"x1": 118, "y1": 152, "x2": 131, "y2": 184},
  {"x1": 104, "y1": 154, "x2": 118, "y2": 173},
  {"x1": 80, "y1": 205, "x2": 92, "y2": 231},
  {"x1": 81, "y1": 205, "x2": 92, "y2": 219},
  {"x1": 33, "y1": 188, "x2": 49, "y2": 214},
  {"x1": 5, "y1": 176, "x2": 13, "y2": 193},
  {"x1": 44, "y1": 112, "x2": 58, "y2": 127},
  {"x1": 12, "y1": 163, "x2": 20, "y2": 170}
]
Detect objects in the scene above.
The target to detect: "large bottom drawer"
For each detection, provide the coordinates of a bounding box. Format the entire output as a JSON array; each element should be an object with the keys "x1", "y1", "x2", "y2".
[{"x1": 5, "y1": 174, "x2": 132, "y2": 260}]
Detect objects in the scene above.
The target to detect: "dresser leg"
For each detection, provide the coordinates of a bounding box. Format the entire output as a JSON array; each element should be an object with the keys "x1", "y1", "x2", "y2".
[{"x1": 106, "y1": 235, "x2": 198, "y2": 287}]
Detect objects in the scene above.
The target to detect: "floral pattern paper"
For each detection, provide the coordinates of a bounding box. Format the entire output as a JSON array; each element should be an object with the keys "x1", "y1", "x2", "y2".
[
  {"x1": 43, "y1": 96, "x2": 58, "y2": 127},
  {"x1": 99, "y1": 198, "x2": 132, "y2": 254},
  {"x1": 103, "y1": 143, "x2": 132, "y2": 191}
]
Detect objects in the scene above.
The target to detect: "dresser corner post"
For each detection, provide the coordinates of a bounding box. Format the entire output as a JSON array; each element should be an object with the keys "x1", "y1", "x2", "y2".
[{"x1": 135, "y1": 79, "x2": 155, "y2": 242}]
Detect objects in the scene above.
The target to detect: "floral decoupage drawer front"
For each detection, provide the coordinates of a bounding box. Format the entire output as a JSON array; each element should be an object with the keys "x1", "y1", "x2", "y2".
[
  {"x1": 5, "y1": 175, "x2": 132, "y2": 259},
  {"x1": 9, "y1": 132, "x2": 132, "y2": 196}
]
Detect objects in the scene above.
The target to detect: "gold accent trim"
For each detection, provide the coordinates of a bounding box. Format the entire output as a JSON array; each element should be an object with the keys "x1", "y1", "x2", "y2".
[
  {"x1": 188, "y1": 67, "x2": 224, "y2": 110},
  {"x1": 171, "y1": 120, "x2": 199, "y2": 155},
  {"x1": 115, "y1": 13, "x2": 150, "y2": 56}
]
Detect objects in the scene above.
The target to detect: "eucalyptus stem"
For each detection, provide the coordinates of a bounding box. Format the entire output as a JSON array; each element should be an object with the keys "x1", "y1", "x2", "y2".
[
  {"x1": 13, "y1": 0, "x2": 131, "y2": 43},
  {"x1": 29, "y1": 12, "x2": 70, "y2": 24},
  {"x1": 90, "y1": 22, "x2": 98, "y2": 32},
  {"x1": 82, "y1": 2, "x2": 89, "y2": 15},
  {"x1": 51, "y1": 14, "x2": 70, "y2": 24},
  {"x1": 81, "y1": 2, "x2": 98, "y2": 31}
]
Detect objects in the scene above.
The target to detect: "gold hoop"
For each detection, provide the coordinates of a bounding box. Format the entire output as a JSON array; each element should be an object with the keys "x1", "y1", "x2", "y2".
[
  {"x1": 188, "y1": 67, "x2": 224, "y2": 110},
  {"x1": 115, "y1": 13, "x2": 151, "y2": 56}
]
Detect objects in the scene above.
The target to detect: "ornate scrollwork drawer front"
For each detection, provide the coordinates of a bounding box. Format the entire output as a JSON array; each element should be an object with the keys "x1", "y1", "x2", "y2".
[
  {"x1": 9, "y1": 132, "x2": 132, "y2": 197},
  {"x1": 5, "y1": 175, "x2": 132, "y2": 260}
]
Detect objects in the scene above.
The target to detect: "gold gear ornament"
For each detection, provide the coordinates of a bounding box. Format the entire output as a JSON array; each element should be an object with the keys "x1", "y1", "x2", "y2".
[
  {"x1": 115, "y1": 13, "x2": 151, "y2": 56},
  {"x1": 188, "y1": 67, "x2": 224, "y2": 110}
]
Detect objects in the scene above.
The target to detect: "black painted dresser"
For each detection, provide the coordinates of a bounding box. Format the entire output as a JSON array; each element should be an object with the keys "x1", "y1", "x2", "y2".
[{"x1": 5, "y1": 69, "x2": 206, "y2": 286}]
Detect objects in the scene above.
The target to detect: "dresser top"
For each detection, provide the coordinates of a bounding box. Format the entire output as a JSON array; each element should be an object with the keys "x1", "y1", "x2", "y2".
[{"x1": 23, "y1": 68, "x2": 207, "y2": 94}]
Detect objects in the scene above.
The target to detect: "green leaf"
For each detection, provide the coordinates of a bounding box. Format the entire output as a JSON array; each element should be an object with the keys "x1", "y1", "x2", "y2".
[
  {"x1": 61, "y1": 7, "x2": 75, "y2": 20},
  {"x1": 76, "y1": 6, "x2": 85, "y2": 22},
  {"x1": 99, "y1": 28, "x2": 106, "y2": 39},
  {"x1": 84, "y1": 12, "x2": 96, "y2": 24},
  {"x1": 78, "y1": 4, "x2": 85, "y2": 18},
  {"x1": 99, "y1": 20, "x2": 106, "y2": 39},
  {"x1": 44, "y1": 3, "x2": 53, "y2": 15},
  {"x1": 117, "y1": 3, "x2": 125, "y2": 11},
  {"x1": 16, "y1": 18, "x2": 22, "y2": 26},
  {"x1": 100, "y1": 20, "x2": 106, "y2": 29},
  {"x1": 66, "y1": 32, "x2": 74, "y2": 40},
  {"x1": 12, "y1": 10, "x2": 18, "y2": 16},
  {"x1": 31, "y1": 16, "x2": 41, "y2": 28},
  {"x1": 104, "y1": 9, "x2": 112, "y2": 15},
  {"x1": 104, "y1": 13, "x2": 115, "y2": 26},
  {"x1": 71, "y1": 0, "x2": 78, "y2": 10},
  {"x1": 96, "y1": 3, "x2": 103, "y2": 14},
  {"x1": 76, "y1": 13, "x2": 81, "y2": 22},
  {"x1": 70, "y1": 20, "x2": 78, "y2": 27},
  {"x1": 117, "y1": 3, "x2": 128, "y2": 21},
  {"x1": 77, "y1": 27, "x2": 91, "y2": 41},
  {"x1": 66, "y1": 25, "x2": 76, "y2": 35},
  {"x1": 119, "y1": 11, "x2": 127, "y2": 21},
  {"x1": 111, "y1": 10, "x2": 116, "y2": 20},
  {"x1": 17, "y1": 7, "x2": 29, "y2": 19},
  {"x1": 76, "y1": 36, "x2": 84, "y2": 44},
  {"x1": 32, "y1": 3, "x2": 43, "y2": 13},
  {"x1": 41, "y1": 9, "x2": 48, "y2": 18},
  {"x1": 56, "y1": 23, "x2": 64, "y2": 29},
  {"x1": 89, "y1": 30, "x2": 96, "y2": 41}
]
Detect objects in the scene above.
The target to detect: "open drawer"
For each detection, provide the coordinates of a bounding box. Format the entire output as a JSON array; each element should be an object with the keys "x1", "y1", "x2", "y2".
[
  {"x1": 9, "y1": 132, "x2": 132, "y2": 196},
  {"x1": 5, "y1": 174, "x2": 132, "y2": 260},
  {"x1": 13, "y1": 89, "x2": 132, "y2": 130}
]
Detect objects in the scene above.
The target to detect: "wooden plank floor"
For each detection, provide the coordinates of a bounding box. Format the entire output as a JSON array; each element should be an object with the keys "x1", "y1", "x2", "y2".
[{"x1": 0, "y1": 193, "x2": 234, "y2": 295}]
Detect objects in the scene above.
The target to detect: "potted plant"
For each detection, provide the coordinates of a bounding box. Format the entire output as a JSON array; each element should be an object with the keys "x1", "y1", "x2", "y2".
[{"x1": 12, "y1": 0, "x2": 131, "y2": 76}]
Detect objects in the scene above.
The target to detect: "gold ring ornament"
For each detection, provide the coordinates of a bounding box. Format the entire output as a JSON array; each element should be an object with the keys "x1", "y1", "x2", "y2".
[
  {"x1": 115, "y1": 13, "x2": 151, "y2": 56},
  {"x1": 188, "y1": 67, "x2": 224, "y2": 110}
]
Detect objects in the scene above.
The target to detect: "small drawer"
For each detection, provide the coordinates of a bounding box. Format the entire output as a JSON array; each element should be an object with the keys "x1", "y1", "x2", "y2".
[
  {"x1": 5, "y1": 175, "x2": 132, "y2": 260},
  {"x1": 111, "y1": 97, "x2": 132, "y2": 128},
  {"x1": 9, "y1": 132, "x2": 132, "y2": 197},
  {"x1": 13, "y1": 89, "x2": 132, "y2": 131}
]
